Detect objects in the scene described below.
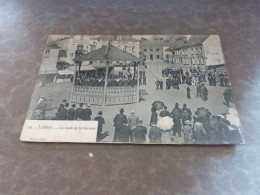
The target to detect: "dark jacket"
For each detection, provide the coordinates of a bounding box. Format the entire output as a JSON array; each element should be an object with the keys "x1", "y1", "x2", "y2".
[
  {"x1": 149, "y1": 126, "x2": 162, "y2": 143},
  {"x1": 118, "y1": 125, "x2": 131, "y2": 142},
  {"x1": 171, "y1": 108, "x2": 182, "y2": 124},
  {"x1": 113, "y1": 113, "x2": 127, "y2": 127},
  {"x1": 75, "y1": 107, "x2": 84, "y2": 120},
  {"x1": 84, "y1": 108, "x2": 92, "y2": 120},
  {"x1": 159, "y1": 110, "x2": 170, "y2": 117},
  {"x1": 134, "y1": 125, "x2": 147, "y2": 143},
  {"x1": 67, "y1": 108, "x2": 75, "y2": 120},
  {"x1": 57, "y1": 105, "x2": 67, "y2": 120},
  {"x1": 182, "y1": 108, "x2": 192, "y2": 121},
  {"x1": 94, "y1": 116, "x2": 105, "y2": 133}
]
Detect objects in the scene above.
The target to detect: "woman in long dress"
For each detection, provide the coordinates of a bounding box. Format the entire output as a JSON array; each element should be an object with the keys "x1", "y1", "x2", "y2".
[{"x1": 150, "y1": 107, "x2": 158, "y2": 126}]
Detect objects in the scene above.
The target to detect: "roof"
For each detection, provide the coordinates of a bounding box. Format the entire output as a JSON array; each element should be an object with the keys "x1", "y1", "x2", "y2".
[
  {"x1": 92, "y1": 35, "x2": 139, "y2": 42},
  {"x1": 58, "y1": 69, "x2": 74, "y2": 75},
  {"x1": 79, "y1": 65, "x2": 96, "y2": 71},
  {"x1": 140, "y1": 40, "x2": 172, "y2": 47},
  {"x1": 58, "y1": 50, "x2": 67, "y2": 57},
  {"x1": 168, "y1": 35, "x2": 209, "y2": 51},
  {"x1": 80, "y1": 45, "x2": 140, "y2": 61},
  {"x1": 185, "y1": 35, "x2": 209, "y2": 47},
  {"x1": 170, "y1": 39, "x2": 187, "y2": 50}
]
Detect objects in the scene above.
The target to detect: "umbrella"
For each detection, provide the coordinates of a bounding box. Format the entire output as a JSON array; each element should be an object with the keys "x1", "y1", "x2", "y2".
[
  {"x1": 152, "y1": 101, "x2": 165, "y2": 110},
  {"x1": 157, "y1": 116, "x2": 174, "y2": 131},
  {"x1": 197, "y1": 107, "x2": 210, "y2": 119}
]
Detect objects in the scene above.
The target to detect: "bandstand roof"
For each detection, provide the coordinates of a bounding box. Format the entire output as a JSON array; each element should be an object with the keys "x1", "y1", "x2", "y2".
[
  {"x1": 79, "y1": 65, "x2": 96, "y2": 71},
  {"x1": 80, "y1": 45, "x2": 140, "y2": 62}
]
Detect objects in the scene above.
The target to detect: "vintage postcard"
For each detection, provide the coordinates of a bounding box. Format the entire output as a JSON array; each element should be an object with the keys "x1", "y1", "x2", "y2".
[{"x1": 20, "y1": 35, "x2": 244, "y2": 144}]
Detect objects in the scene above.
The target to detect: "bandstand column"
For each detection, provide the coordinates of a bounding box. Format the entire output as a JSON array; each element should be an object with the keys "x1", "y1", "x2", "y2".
[
  {"x1": 72, "y1": 61, "x2": 79, "y2": 87},
  {"x1": 136, "y1": 61, "x2": 140, "y2": 103},
  {"x1": 103, "y1": 60, "x2": 109, "y2": 105}
]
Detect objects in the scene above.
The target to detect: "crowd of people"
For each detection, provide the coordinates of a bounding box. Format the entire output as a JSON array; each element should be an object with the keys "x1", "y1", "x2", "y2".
[
  {"x1": 161, "y1": 67, "x2": 207, "y2": 87},
  {"x1": 109, "y1": 101, "x2": 242, "y2": 144},
  {"x1": 158, "y1": 66, "x2": 232, "y2": 102},
  {"x1": 149, "y1": 102, "x2": 242, "y2": 144},
  {"x1": 55, "y1": 100, "x2": 106, "y2": 141},
  {"x1": 33, "y1": 96, "x2": 241, "y2": 144},
  {"x1": 75, "y1": 69, "x2": 147, "y2": 87},
  {"x1": 160, "y1": 67, "x2": 229, "y2": 88}
]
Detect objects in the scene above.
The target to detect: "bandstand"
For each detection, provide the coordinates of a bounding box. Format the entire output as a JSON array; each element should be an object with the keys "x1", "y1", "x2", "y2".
[{"x1": 70, "y1": 41, "x2": 141, "y2": 106}]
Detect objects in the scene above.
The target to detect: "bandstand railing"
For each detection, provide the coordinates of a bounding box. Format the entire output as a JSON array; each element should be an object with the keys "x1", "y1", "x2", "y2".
[{"x1": 71, "y1": 85, "x2": 138, "y2": 105}]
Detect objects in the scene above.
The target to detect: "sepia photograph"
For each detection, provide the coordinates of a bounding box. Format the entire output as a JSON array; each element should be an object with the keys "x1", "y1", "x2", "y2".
[{"x1": 21, "y1": 35, "x2": 244, "y2": 144}]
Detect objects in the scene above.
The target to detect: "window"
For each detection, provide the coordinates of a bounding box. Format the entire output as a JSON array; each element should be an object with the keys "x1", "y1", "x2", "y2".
[
  {"x1": 157, "y1": 55, "x2": 160, "y2": 59},
  {"x1": 144, "y1": 49, "x2": 147, "y2": 52},
  {"x1": 150, "y1": 48, "x2": 153, "y2": 51},
  {"x1": 156, "y1": 48, "x2": 159, "y2": 51},
  {"x1": 45, "y1": 49, "x2": 50, "y2": 54}
]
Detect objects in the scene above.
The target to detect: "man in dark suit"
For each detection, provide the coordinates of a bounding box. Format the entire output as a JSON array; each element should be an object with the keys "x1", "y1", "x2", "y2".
[
  {"x1": 182, "y1": 103, "x2": 192, "y2": 125},
  {"x1": 56, "y1": 99, "x2": 67, "y2": 119},
  {"x1": 171, "y1": 103, "x2": 182, "y2": 137},
  {"x1": 58, "y1": 102, "x2": 69, "y2": 120},
  {"x1": 84, "y1": 104, "x2": 92, "y2": 120},
  {"x1": 75, "y1": 103, "x2": 84, "y2": 120},
  {"x1": 118, "y1": 121, "x2": 131, "y2": 143},
  {"x1": 113, "y1": 108, "x2": 128, "y2": 142},
  {"x1": 133, "y1": 120, "x2": 147, "y2": 143},
  {"x1": 67, "y1": 104, "x2": 76, "y2": 120},
  {"x1": 94, "y1": 111, "x2": 105, "y2": 141},
  {"x1": 187, "y1": 86, "x2": 191, "y2": 99}
]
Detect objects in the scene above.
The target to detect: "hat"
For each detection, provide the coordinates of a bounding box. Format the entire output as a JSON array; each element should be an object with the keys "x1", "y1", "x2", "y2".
[
  {"x1": 120, "y1": 108, "x2": 124, "y2": 113},
  {"x1": 185, "y1": 120, "x2": 192, "y2": 125},
  {"x1": 138, "y1": 120, "x2": 143, "y2": 123},
  {"x1": 98, "y1": 111, "x2": 103, "y2": 115},
  {"x1": 217, "y1": 114, "x2": 225, "y2": 119},
  {"x1": 131, "y1": 110, "x2": 135, "y2": 114},
  {"x1": 151, "y1": 122, "x2": 157, "y2": 126}
]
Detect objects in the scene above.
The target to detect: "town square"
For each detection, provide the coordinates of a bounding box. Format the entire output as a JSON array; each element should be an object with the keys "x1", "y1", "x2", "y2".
[{"x1": 26, "y1": 35, "x2": 244, "y2": 144}]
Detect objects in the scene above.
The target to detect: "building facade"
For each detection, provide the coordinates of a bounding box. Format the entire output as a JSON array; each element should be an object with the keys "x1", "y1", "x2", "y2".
[
  {"x1": 40, "y1": 49, "x2": 60, "y2": 74},
  {"x1": 167, "y1": 35, "x2": 225, "y2": 67},
  {"x1": 89, "y1": 35, "x2": 140, "y2": 57},
  {"x1": 140, "y1": 40, "x2": 172, "y2": 61},
  {"x1": 170, "y1": 35, "x2": 208, "y2": 66}
]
